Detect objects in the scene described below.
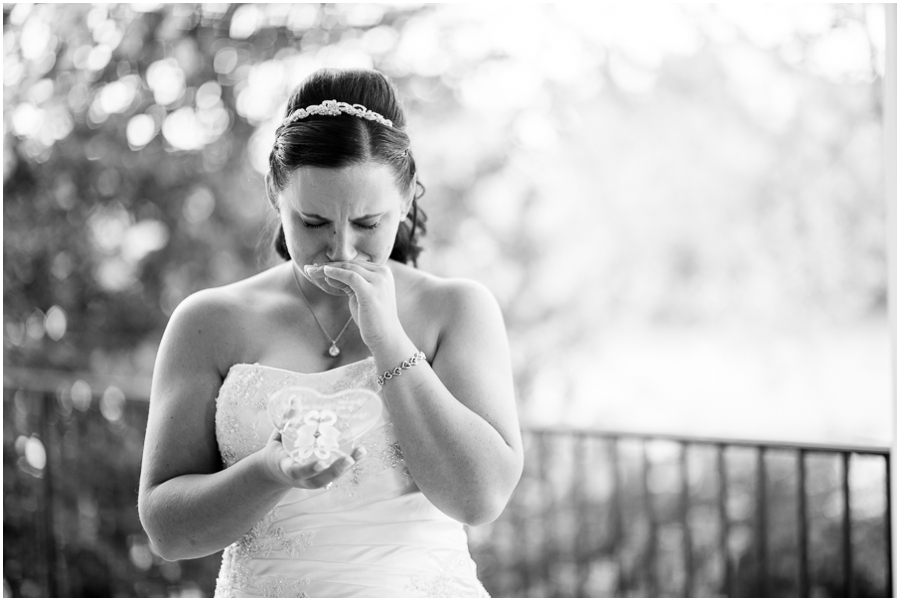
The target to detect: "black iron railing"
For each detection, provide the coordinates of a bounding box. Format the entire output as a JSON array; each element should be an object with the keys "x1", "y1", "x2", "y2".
[
  {"x1": 2, "y1": 382, "x2": 894, "y2": 597},
  {"x1": 468, "y1": 429, "x2": 893, "y2": 597}
]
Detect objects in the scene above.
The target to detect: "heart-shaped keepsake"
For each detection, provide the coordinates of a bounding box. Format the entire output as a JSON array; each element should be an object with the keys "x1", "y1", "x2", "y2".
[{"x1": 267, "y1": 386, "x2": 384, "y2": 464}]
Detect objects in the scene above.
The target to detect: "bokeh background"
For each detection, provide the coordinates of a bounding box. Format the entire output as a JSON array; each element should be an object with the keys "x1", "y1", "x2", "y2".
[{"x1": 3, "y1": 3, "x2": 893, "y2": 598}]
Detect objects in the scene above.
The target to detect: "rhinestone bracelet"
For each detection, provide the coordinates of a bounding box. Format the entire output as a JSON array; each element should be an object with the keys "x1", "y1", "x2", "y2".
[{"x1": 377, "y1": 351, "x2": 426, "y2": 386}]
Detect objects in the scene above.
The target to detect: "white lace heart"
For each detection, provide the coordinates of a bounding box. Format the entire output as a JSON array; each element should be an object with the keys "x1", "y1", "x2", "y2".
[{"x1": 267, "y1": 386, "x2": 384, "y2": 463}]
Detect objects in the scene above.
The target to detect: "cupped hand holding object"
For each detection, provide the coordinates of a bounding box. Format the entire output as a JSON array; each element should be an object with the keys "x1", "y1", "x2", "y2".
[{"x1": 268, "y1": 385, "x2": 384, "y2": 466}]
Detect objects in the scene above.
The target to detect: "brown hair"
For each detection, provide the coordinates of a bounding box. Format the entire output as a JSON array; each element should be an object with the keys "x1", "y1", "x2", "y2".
[{"x1": 268, "y1": 68, "x2": 426, "y2": 266}]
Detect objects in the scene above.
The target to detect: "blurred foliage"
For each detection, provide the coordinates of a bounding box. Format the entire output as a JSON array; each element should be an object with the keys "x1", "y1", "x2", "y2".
[
  {"x1": 4, "y1": 387, "x2": 219, "y2": 597},
  {"x1": 2, "y1": 3, "x2": 890, "y2": 598},
  {"x1": 2, "y1": 4, "x2": 887, "y2": 405}
]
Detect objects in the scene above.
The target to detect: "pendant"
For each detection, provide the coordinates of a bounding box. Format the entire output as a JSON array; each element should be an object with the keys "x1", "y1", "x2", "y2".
[{"x1": 328, "y1": 344, "x2": 340, "y2": 357}]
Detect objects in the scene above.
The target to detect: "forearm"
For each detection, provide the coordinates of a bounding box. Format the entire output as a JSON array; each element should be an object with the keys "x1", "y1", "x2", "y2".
[
  {"x1": 139, "y1": 452, "x2": 290, "y2": 560},
  {"x1": 373, "y1": 335, "x2": 521, "y2": 525}
]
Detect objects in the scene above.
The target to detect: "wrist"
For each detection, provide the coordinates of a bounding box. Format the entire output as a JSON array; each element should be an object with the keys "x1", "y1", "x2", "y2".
[
  {"x1": 370, "y1": 331, "x2": 419, "y2": 375},
  {"x1": 376, "y1": 350, "x2": 426, "y2": 387},
  {"x1": 248, "y1": 449, "x2": 293, "y2": 494},
  {"x1": 367, "y1": 319, "x2": 411, "y2": 355}
]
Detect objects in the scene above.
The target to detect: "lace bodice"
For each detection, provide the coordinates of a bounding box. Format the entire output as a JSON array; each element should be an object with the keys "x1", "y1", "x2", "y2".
[{"x1": 212, "y1": 358, "x2": 489, "y2": 598}]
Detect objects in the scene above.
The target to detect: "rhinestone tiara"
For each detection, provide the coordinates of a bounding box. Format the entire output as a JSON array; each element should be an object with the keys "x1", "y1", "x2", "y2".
[{"x1": 282, "y1": 99, "x2": 394, "y2": 128}]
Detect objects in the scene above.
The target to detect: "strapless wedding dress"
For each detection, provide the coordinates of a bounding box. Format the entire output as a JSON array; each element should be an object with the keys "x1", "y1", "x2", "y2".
[{"x1": 213, "y1": 357, "x2": 490, "y2": 598}]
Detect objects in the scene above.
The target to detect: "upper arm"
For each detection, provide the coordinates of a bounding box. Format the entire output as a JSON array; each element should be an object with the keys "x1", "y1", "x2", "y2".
[
  {"x1": 139, "y1": 290, "x2": 235, "y2": 498},
  {"x1": 429, "y1": 280, "x2": 523, "y2": 457}
]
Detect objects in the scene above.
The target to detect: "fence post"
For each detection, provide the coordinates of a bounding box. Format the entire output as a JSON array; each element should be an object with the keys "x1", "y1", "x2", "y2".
[
  {"x1": 679, "y1": 443, "x2": 693, "y2": 597},
  {"x1": 608, "y1": 437, "x2": 623, "y2": 596},
  {"x1": 841, "y1": 452, "x2": 854, "y2": 597},
  {"x1": 38, "y1": 390, "x2": 58, "y2": 597},
  {"x1": 886, "y1": 453, "x2": 894, "y2": 597},
  {"x1": 717, "y1": 444, "x2": 731, "y2": 597},
  {"x1": 641, "y1": 440, "x2": 658, "y2": 597},
  {"x1": 797, "y1": 449, "x2": 809, "y2": 597},
  {"x1": 574, "y1": 433, "x2": 588, "y2": 597},
  {"x1": 755, "y1": 447, "x2": 768, "y2": 597},
  {"x1": 538, "y1": 432, "x2": 554, "y2": 597}
]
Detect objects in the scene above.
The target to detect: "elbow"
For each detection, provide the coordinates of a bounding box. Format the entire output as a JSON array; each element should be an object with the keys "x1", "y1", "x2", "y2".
[
  {"x1": 457, "y1": 491, "x2": 511, "y2": 527},
  {"x1": 140, "y1": 524, "x2": 200, "y2": 562},
  {"x1": 139, "y1": 517, "x2": 201, "y2": 561},
  {"x1": 439, "y1": 476, "x2": 518, "y2": 526},
  {"x1": 138, "y1": 488, "x2": 194, "y2": 562},
  {"x1": 424, "y1": 450, "x2": 525, "y2": 526},
  {"x1": 146, "y1": 537, "x2": 182, "y2": 563},
  {"x1": 460, "y1": 508, "x2": 502, "y2": 528},
  {"x1": 138, "y1": 500, "x2": 175, "y2": 561},
  {"x1": 458, "y1": 455, "x2": 524, "y2": 526},
  {"x1": 427, "y1": 486, "x2": 509, "y2": 526}
]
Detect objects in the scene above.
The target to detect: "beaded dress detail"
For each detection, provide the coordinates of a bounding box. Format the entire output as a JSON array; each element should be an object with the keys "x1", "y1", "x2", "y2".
[{"x1": 213, "y1": 357, "x2": 489, "y2": 598}]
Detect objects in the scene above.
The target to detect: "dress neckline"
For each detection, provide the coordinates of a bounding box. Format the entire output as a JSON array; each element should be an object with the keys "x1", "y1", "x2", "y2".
[{"x1": 228, "y1": 356, "x2": 374, "y2": 378}]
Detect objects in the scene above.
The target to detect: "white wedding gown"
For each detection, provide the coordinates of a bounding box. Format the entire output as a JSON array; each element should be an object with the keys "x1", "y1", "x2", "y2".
[{"x1": 213, "y1": 357, "x2": 490, "y2": 598}]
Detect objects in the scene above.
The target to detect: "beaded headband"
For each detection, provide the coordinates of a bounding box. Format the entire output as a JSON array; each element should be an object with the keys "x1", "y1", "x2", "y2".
[{"x1": 282, "y1": 99, "x2": 394, "y2": 128}]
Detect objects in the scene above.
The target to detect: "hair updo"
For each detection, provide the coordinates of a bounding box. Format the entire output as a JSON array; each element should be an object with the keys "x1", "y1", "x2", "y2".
[{"x1": 268, "y1": 68, "x2": 426, "y2": 266}]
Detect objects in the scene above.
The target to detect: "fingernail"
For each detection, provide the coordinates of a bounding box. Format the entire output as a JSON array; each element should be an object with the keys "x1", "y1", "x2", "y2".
[
  {"x1": 357, "y1": 447, "x2": 368, "y2": 458},
  {"x1": 314, "y1": 461, "x2": 328, "y2": 471}
]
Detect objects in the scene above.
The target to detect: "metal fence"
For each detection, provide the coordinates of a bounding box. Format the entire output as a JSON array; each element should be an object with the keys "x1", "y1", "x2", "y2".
[
  {"x1": 3, "y1": 382, "x2": 893, "y2": 597},
  {"x1": 469, "y1": 429, "x2": 892, "y2": 597}
]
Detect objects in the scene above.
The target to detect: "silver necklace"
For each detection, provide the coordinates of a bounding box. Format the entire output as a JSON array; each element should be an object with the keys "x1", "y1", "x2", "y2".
[{"x1": 291, "y1": 265, "x2": 353, "y2": 357}]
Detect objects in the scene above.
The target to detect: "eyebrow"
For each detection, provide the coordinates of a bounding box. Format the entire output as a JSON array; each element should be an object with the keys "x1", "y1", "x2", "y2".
[{"x1": 300, "y1": 212, "x2": 384, "y2": 221}]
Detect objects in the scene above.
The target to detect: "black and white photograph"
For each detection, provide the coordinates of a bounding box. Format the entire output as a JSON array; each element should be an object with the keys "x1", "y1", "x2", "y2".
[{"x1": 3, "y1": 3, "x2": 896, "y2": 598}]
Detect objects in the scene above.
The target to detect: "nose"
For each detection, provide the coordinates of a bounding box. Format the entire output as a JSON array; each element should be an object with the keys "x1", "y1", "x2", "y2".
[{"x1": 325, "y1": 224, "x2": 357, "y2": 262}]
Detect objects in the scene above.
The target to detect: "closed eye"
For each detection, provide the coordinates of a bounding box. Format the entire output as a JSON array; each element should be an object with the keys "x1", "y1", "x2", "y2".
[{"x1": 301, "y1": 220, "x2": 380, "y2": 230}]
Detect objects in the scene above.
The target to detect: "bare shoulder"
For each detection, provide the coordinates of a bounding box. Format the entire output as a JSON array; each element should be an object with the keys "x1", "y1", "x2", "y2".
[
  {"x1": 440, "y1": 276, "x2": 498, "y2": 310},
  {"x1": 169, "y1": 285, "x2": 240, "y2": 331},
  {"x1": 394, "y1": 260, "x2": 501, "y2": 314},
  {"x1": 161, "y1": 269, "x2": 280, "y2": 375},
  {"x1": 431, "y1": 278, "x2": 506, "y2": 357},
  {"x1": 391, "y1": 262, "x2": 506, "y2": 360}
]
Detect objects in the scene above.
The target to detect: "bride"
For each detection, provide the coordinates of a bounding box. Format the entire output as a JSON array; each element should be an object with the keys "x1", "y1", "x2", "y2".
[{"x1": 137, "y1": 68, "x2": 524, "y2": 597}]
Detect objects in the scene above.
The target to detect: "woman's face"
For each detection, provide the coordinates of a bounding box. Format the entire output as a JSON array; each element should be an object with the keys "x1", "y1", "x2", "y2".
[{"x1": 276, "y1": 162, "x2": 411, "y2": 295}]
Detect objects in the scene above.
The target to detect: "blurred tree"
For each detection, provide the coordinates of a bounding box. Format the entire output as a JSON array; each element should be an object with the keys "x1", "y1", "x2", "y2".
[
  {"x1": 3, "y1": 3, "x2": 888, "y2": 598},
  {"x1": 4, "y1": 4, "x2": 885, "y2": 391}
]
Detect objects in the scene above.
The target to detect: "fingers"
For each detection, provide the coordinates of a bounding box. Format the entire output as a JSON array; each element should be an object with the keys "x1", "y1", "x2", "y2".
[
  {"x1": 280, "y1": 447, "x2": 368, "y2": 490},
  {"x1": 304, "y1": 264, "x2": 360, "y2": 295},
  {"x1": 301, "y1": 267, "x2": 346, "y2": 296},
  {"x1": 323, "y1": 267, "x2": 367, "y2": 298},
  {"x1": 306, "y1": 261, "x2": 379, "y2": 278},
  {"x1": 336, "y1": 260, "x2": 379, "y2": 275},
  {"x1": 311, "y1": 446, "x2": 369, "y2": 486},
  {"x1": 278, "y1": 455, "x2": 333, "y2": 482},
  {"x1": 322, "y1": 276, "x2": 354, "y2": 297},
  {"x1": 323, "y1": 264, "x2": 371, "y2": 286},
  {"x1": 303, "y1": 454, "x2": 357, "y2": 488},
  {"x1": 326, "y1": 259, "x2": 379, "y2": 271}
]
